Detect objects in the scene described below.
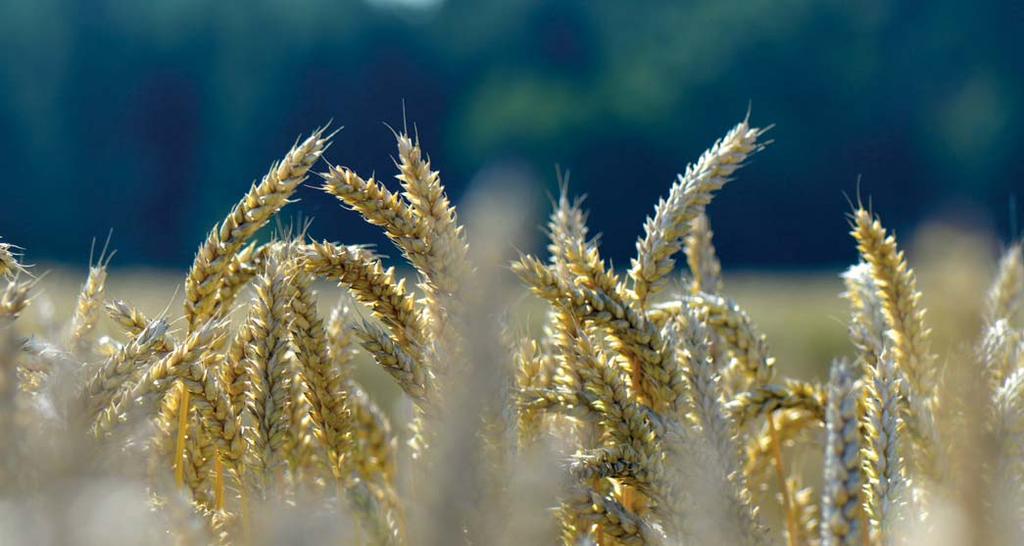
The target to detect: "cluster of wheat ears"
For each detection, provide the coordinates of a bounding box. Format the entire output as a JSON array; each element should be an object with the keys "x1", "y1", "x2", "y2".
[{"x1": 1, "y1": 117, "x2": 1022, "y2": 546}]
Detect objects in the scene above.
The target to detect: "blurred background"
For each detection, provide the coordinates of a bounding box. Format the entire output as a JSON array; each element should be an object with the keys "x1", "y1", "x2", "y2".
[{"x1": 1, "y1": 0, "x2": 1021, "y2": 379}]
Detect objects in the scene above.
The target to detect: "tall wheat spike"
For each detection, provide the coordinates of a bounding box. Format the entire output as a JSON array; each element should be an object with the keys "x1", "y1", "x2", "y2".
[
  {"x1": 852, "y1": 207, "x2": 939, "y2": 480},
  {"x1": 821, "y1": 358, "x2": 865, "y2": 546},
  {"x1": 630, "y1": 119, "x2": 765, "y2": 305},
  {"x1": 184, "y1": 129, "x2": 329, "y2": 330}
]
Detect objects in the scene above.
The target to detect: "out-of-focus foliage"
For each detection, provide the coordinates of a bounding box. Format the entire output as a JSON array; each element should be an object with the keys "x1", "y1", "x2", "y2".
[{"x1": 0, "y1": 0, "x2": 1021, "y2": 268}]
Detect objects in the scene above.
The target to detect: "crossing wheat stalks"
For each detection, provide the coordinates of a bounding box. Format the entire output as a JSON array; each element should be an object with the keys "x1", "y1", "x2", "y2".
[{"x1": 1, "y1": 116, "x2": 1022, "y2": 546}]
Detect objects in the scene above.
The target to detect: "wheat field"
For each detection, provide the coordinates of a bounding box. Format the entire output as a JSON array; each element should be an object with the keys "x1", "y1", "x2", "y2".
[{"x1": 1, "y1": 118, "x2": 1021, "y2": 545}]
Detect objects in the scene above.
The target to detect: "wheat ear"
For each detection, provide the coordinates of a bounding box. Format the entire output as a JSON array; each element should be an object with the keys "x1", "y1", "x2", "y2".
[
  {"x1": 842, "y1": 262, "x2": 888, "y2": 367},
  {"x1": 512, "y1": 336, "x2": 550, "y2": 448},
  {"x1": 680, "y1": 309, "x2": 766, "y2": 544},
  {"x1": 630, "y1": 118, "x2": 764, "y2": 305},
  {"x1": 684, "y1": 213, "x2": 723, "y2": 294},
  {"x1": 862, "y1": 350, "x2": 907, "y2": 545},
  {"x1": 320, "y1": 166, "x2": 424, "y2": 261},
  {"x1": 727, "y1": 380, "x2": 826, "y2": 428},
  {"x1": 820, "y1": 358, "x2": 865, "y2": 546},
  {"x1": 394, "y1": 130, "x2": 469, "y2": 298},
  {"x1": 744, "y1": 408, "x2": 821, "y2": 478},
  {"x1": 326, "y1": 302, "x2": 403, "y2": 538},
  {"x1": 212, "y1": 241, "x2": 270, "y2": 319},
  {"x1": 301, "y1": 241, "x2": 425, "y2": 351},
  {"x1": 981, "y1": 319, "x2": 1022, "y2": 396},
  {"x1": 105, "y1": 299, "x2": 173, "y2": 351},
  {"x1": 184, "y1": 128, "x2": 328, "y2": 330},
  {"x1": 992, "y1": 368, "x2": 1024, "y2": 521},
  {"x1": 353, "y1": 320, "x2": 429, "y2": 404},
  {"x1": 544, "y1": 185, "x2": 629, "y2": 304},
  {"x1": 513, "y1": 255, "x2": 687, "y2": 417},
  {"x1": 852, "y1": 208, "x2": 938, "y2": 478},
  {"x1": 82, "y1": 318, "x2": 169, "y2": 416},
  {"x1": 92, "y1": 321, "x2": 226, "y2": 436},
  {"x1": 986, "y1": 242, "x2": 1023, "y2": 324},
  {"x1": 0, "y1": 278, "x2": 32, "y2": 321},
  {"x1": 232, "y1": 251, "x2": 295, "y2": 493},
  {"x1": 568, "y1": 330, "x2": 664, "y2": 501},
  {"x1": 0, "y1": 240, "x2": 25, "y2": 279},
  {"x1": 567, "y1": 487, "x2": 666, "y2": 545},
  {"x1": 288, "y1": 263, "x2": 350, "y2": 479},
  {"x1": 69, "y1": 242, "x2": 113, "y2": 356},
  {"x1": 546, "y1": 186, "x2": 590, "y2": 276}
]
